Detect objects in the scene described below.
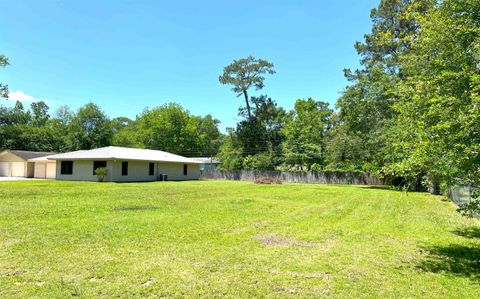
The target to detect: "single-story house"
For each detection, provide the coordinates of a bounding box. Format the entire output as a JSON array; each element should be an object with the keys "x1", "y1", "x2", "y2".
[
  {"x1": 0, "y1": 150, "x2": 56, "y2": 177},
  {"x1": 45, "y1": 146, "x2": 203, "y2": 182},
  {"x1": 190, "y1": 157, "x2": 221, "y2": 171}
]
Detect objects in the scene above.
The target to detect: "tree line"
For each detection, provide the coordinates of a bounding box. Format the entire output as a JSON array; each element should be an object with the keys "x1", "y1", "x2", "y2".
[
  {"x1": 217, "y1": 0, "x2": 480, "y2": 194},
  {"x1": 0, "y1": 100, "x2": 222, "y2": 157},
  {"x1": 335, "y1": 0, "x2": 480, "y2": 193},
  {"x1": 1, "y1": 0, "x2": 478, "y2": 194}
]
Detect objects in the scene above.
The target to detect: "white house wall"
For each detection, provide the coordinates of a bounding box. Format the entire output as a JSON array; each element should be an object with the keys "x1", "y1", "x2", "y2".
[
  {"x1": 55, "y1": 160, "x2": 200, "y2": 182},
  {"x1": 110, "y1": 160, "x2": 200, "y2": 182},
  {"x1": 156, "y1": 162, "x2": 200, "y2": 181},
  {"x1": 34, "y1": 162, "x2": 56, "y2": 179},
  {"x1": 110, "y1": 160, "x2": 157, "y2": 182},
  {"x1": 46, "y1": 162, "x2": 56, "y2": 179},
  {"x1": 56, "y1": 160, "x2": 113, "y2": 182}
]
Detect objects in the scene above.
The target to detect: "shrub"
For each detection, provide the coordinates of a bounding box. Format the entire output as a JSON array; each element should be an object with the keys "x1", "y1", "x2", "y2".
[
  {"x1": 254, "y1": 176, "x2": 282, "y2": 184},
  {"x1": 242, "y1": 153, "x2": 274, "y2": 170},
  {"x1": 310, "y1": 163, "x2": 322, "y2": 172},
  {"x1": 94, "y1": 167, "x2": 108, "y2": 182},
  {"x1": 457, "y1": 188, "x2": 480, "y2": 218},
  {"x1": 457, "y1": 200, "x2": 480, "y2": 218}
]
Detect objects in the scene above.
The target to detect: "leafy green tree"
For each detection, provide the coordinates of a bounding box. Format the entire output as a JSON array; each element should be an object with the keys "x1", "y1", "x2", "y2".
[
  {"x1": 111, "y1": 127, "x2": 141, "y2": 148},
  {"x1": 281, "y1": 98, "x2": 332, "y2": 170},
  {"x1": 235, "y1": 119, "x2": 268, "y2": 156},
  {"x1": 137, "y1": 103, "x2": 195, "y2": 153},
  {"x1": 54, "y1": 105, "x2": 74, "y2": 126},
  {"x1": 110, "y1": 117, "x2": 139, "y2": 147},
  {"x1": 10, "y1": 101, "x2": 31, "y2": 125},
  {"x1": 235, "y1": 95, "x2": 286, "y2": 159},
  {"x1": 217, "y1": 128, "x2": 243, "y2": 170},
  {"x1": 385, "y1": 0, "x2": 480, "y2": 192},
  {"x1": 242, "y1": 152, "x2": 275, "y2": 171},
  {"x1": 46, "y1": 105, "x2": 75, "y2": 152},
  {"x1": 196, "y1": 114, "x2": 222, "y2": 157},
  {"x1": 111, "y1": 117, "x2": 133, "y2": 132},
  {"x1": 0, "y1": 121, "x2": 67, "y2": 152},
  {"x1": 0, "y1": 105, "x2": 15, "y2": 125},
  {"x1": 17, "y1": 124, "x2": 66, "y2": 152},
  {"x1": 0, "y1": 101, "x2": 68, "y2": 152},
  {"x1": 219, "y1": 56, "x2": 275, "y2": 120},
  {"x1": 335, "y1": 0, "x2": 436, "y2": 173},
  {"x1": 30, "y1": 101, "x2": 50, "y2": 127},
  {"x1": 325, "y1": 114, "x2": 366, "y2": 171},
  {"x1": 68, "y1": 103, "x2": 113, "y2": 150},
  {"x1": 0, "y1": 125, "x2": 22, "y2": 150},
  {"x1": 135, "y1": 103, "x2": 221, "y2": 156},
  {"x1": 0, "y1": 54, "x2": 9, "y2": 99},
  {"x1": 355, "y1": 0, "x2": 435, "y2": 70},
  {"x1": 250, "y1": 95, "x2": 287, "y2": 157}
]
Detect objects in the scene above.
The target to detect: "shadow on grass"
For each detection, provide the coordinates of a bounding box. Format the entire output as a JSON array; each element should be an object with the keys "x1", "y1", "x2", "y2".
[
  {"x1": 112, "y1": 205, "x2": 159, "y2": 211},
  {"x1": 358, "y1": 185, "x2": 399, "y2": 191},
  {"x1": 357, "y1": 185, "x2": 417, "y2": 193},
  {"x1": 419, "y1": 244, "x2": 480, "y2": 280},
  {"x1": 453, "y1": 226, "x2": 480, "y2": 239}
]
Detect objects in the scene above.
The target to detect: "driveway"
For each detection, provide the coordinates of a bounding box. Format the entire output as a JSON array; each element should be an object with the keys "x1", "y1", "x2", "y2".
[{"x1": 0, "y1": 177, "x2": 40, "y2": 181}]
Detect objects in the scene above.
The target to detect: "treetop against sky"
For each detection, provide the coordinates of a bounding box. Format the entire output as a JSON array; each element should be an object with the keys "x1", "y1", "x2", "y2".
[{"x1": 0, "y1": 0, "x2": 378, "y2": 131}]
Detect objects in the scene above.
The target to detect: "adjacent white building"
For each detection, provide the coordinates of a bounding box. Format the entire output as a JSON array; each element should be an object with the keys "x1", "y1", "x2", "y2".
[
  {"x1": 0, "y1": 150, "x2": 56, "y2": 178},
  {"x1": 45, "y1": 146, "x2": 202, "y2": 182},
  {"x1": 190, "y1": 157, "x2": 221, "y2": 171}
]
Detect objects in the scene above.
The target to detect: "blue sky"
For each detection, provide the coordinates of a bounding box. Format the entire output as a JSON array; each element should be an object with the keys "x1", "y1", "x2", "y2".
[{"x1": 0, "y1": 0, "x2": 378, "y2": 131}]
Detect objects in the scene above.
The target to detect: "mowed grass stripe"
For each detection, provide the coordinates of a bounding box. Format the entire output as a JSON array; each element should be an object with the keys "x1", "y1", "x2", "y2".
[{"x1": 0, "y1": 180, "x2": 479, "y2": 298}]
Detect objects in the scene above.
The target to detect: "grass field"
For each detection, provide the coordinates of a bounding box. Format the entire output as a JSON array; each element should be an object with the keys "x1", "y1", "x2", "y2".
[{"x1": 0, "y1": 180, "x2": 479, "y2": 298}]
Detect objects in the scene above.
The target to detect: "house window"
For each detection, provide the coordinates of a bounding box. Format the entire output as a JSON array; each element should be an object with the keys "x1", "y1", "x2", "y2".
[
  {"x1": 60, "y1": 161, "x2": 73, "y2": 175},
  {"x1": 93, "y1": 161, "x2": 107, "y2": 175},
  {"x1": 183, "y1": 164, "x2": 188, "y2": 176},
  {"x1": 122, "y1": 162, "x2": 128, "y2": 176},
  {"x1": 149, "y1": 163, "x2": 154, "y2": 176}
]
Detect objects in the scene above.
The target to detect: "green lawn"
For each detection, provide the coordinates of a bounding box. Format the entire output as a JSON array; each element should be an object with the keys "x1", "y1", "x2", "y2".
[{"x1": 0, "y1": 180, "x2": 479, "y2": 298}]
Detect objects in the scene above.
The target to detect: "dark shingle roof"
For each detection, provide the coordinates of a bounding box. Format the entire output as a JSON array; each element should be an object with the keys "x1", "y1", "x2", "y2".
[{"x1": 7, "y1": 150, "x2": 57, "y2": 160}]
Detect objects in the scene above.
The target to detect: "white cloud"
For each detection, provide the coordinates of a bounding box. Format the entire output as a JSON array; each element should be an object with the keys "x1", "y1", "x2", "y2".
[{"x1": 8, "y1": 90, "x2": 35, "y2": 102}]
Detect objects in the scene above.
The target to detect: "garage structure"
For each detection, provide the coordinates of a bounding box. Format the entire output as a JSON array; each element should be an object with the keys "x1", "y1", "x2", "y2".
[
  {"x1": 0, "y1": 150, "x2": 56, "y2": 177},
  {"x1": 29, "y1": 156, "x2": 57, "y2": 179}
]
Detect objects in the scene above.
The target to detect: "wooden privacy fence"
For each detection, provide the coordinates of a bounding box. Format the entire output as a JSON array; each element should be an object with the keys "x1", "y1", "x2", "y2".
[{"x1": 200, "y1": 170, "x2": 384, "y2": 185}]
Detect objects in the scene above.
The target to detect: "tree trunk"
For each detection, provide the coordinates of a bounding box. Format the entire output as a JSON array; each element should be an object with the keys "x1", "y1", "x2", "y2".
[
  {"x1": 427, "y1": 177, "x2": 441, "y2": 195},
  {"x1": 429, "y1": 181, "x2": 441, "y2": 195},
  {"x1": 243, "y1": 90, "x2": 252, "y2": 120}
]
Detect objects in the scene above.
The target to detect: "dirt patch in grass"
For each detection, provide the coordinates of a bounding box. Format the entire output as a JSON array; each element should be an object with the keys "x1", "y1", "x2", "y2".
[
  {"x1": 112, "y1": 205, "x2": 158, "y2": 211},
  {"x1": 0, "y1": 238, "x2": 22, "y2": 250},
  {"x1": 4, "y1": 269, "x2": 24, "y2": 277},
  {"x1": 141, "y1": 278, "x2": 155, "y2": 287},
  {"x1": 254, "y1": 234, "x2": 320, "y2": 247},
  {"x1": 226, "y1": 227, "x2": 248, "y2": 234},
  {"x1": 253, "y1": 220, "x2": 269, "y2": 228},
  {"x1": 270, "y1": 269, "x2": 330, "y2": 279}
]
